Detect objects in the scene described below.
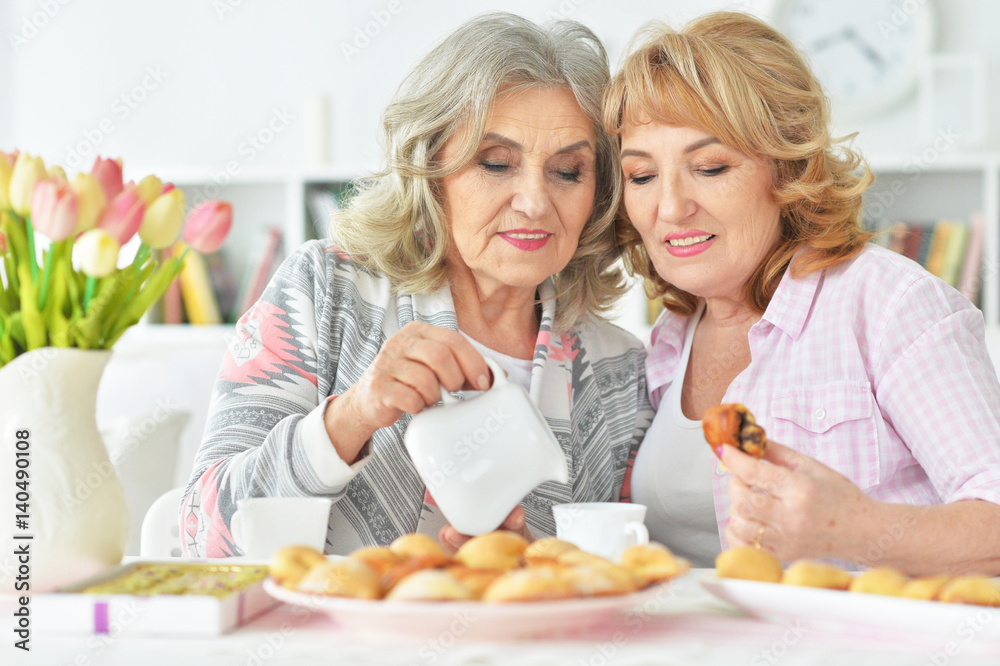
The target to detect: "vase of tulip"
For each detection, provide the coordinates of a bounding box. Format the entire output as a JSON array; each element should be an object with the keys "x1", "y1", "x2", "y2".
[{"x1": 0, "y1": 151, "x2": 232, "y2": 592}]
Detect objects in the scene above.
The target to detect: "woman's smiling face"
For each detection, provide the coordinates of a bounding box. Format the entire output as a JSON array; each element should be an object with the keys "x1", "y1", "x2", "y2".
[
  {"x1": 620, "y1": 122, "x2": 782, "y2": 303},
  {"x1": 439, "y1": 86, "x2": 597, "y2": 292}
]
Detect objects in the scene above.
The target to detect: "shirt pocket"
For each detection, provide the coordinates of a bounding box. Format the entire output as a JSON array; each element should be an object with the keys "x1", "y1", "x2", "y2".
[{"x1": 768, "y1": 380, "x2": 879, "y2": 490}]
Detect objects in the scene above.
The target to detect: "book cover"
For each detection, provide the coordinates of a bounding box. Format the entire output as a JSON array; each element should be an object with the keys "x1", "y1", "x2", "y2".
[
  {"x1": 940, "y1": 222, "x2": 970, "y2": 287},
  {"x1": 306, "y1": 188, "x2": 341, "y2": 240},
  {"x1": 887, "y1": 221, "x2": 909, "y2": 255},
  {"x1": 924, "y1": 221, "x2": 953, "y2": 278},
  {"x1": 178, "y1": 243, "x2": 223, "y2": 325},
  {"x1": 161, "y1": 245, "x2": 185, "y2": 325},
  {"x1": 902, "y1": 225, "x2": 924, "y2": 262},
  {"x1": 958, "y1": 213, "x2": 985, "y2": 304},
  {"x1": 232, "y1": 227, "x2": 284, "y2": 321},
  {"x1": 916, "y1": 222, "x2": 937, "y2": 268}
]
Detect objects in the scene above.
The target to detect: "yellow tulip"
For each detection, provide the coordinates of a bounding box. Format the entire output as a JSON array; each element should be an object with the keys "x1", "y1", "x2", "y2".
[
  {"x1": 0, "y1": 152, "x2": 13, "y2": 211},
  {"x1": 9, "y1": 153, "x2": 46, "y2": 217},
  {"x1": 135, "y1": 174, "x2": 163, "y2": 207},
  {"x1": 47, "y1": 164, "x2": 68, "y2": 183},
  {"x1": 76, "y1": 228, "x2": 120, "y2": 278},
  {"x1": 69, "y1": 173, "x2": 107, "y2": 233},
  {"x1": 139, "y1": 188, "x2": 186, "y2": 249}
]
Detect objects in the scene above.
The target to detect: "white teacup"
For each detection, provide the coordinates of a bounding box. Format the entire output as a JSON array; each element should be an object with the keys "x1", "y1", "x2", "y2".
[
  {"x1": 230, "y1": 497, "x2": 332, "y2": 560},
  {"x1": 552, "y1": 502, "x2": 649, "y2": 562},
  {"x1": 404, "y1": 357, "x2": 569, "y2": 536}
]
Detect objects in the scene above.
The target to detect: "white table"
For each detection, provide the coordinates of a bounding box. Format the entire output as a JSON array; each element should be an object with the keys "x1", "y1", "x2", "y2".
[{"x1": 6, "y1": 569, "x2": 1000, "y2": 665}]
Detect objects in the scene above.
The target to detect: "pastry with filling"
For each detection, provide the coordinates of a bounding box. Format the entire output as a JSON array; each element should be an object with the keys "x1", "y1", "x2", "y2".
[
  {"x1": 295, "y1": 559, "x2": 380, "y2": 599},
  {"x1": 715, "y1": 546, "x2": 783, "y2": 583},
  {"x1": 703, "y1": 403, "x2": 767, "y2": 458},
  {"x1": 384, "y1": 569, "x2": 474, "y2": 601},
  {"x1": 781, "y1": 560, "x2": 852, "y2": 590},
  {"x1": 269, "y1": 545, "x2": 327, "y2": 588},
  {"x1": 454, "y1": 532, "x2": 528, "y2": 571}
]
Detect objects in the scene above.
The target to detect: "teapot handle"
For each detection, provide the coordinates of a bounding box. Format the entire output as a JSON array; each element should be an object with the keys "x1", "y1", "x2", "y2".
[{"x1": 438, "y1": 357, "x2": 506, "y2": 404}]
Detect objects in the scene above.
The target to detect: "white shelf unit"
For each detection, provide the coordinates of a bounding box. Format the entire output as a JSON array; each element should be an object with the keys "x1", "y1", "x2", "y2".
[{"x1": 115, "y1": 156, "x2": 1000, "y2": 359}]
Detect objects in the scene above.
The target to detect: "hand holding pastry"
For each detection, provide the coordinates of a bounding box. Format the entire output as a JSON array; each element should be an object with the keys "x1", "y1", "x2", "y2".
[{"x1": 703, "y1": 403, "x2": 767, "y2": 459}]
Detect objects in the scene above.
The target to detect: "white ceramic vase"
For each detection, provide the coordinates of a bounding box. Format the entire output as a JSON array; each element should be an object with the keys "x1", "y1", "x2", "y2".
[{"x1": 0, "y1": 348, "x2": 128, "y2": 594}]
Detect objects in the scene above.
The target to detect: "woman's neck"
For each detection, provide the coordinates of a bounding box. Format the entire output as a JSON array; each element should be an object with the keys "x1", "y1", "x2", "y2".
[{"x1": 447, "y1": 263, "x2": 540, "y2": 360}]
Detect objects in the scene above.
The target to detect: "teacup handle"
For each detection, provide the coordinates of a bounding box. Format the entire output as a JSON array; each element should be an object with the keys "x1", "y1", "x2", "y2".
[
  {"x1": 439, "y1": 357, "x2": 506, "y2": 405},
  {"x1": 230, "y1": 508, "x2": 245, "y2": 551},
  {"x1": 625, "y1": 520, "x2": 649, "y2": 547}
]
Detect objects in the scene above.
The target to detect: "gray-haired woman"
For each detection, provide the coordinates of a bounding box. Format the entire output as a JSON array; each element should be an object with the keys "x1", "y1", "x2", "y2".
[{"x1": 181, "y1": 13, "x2": 654, "y2": 557}]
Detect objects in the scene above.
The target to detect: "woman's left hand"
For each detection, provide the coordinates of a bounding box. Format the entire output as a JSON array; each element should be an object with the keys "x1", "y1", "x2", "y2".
[
  {"x1": 438, "y1": 505, "x2": 533, "y2": 555},
  {"x1": 722, "y1": 440, "x2": 877, "y2": 562}
]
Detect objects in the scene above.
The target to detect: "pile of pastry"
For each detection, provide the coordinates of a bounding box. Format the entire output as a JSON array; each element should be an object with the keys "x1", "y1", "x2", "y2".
[
  {"x1": 270, "y1": 532, "x2": 690, "y2": 602},
  {"x1": 716, "y1": 546, "x2": 1000, "y2": 607}
]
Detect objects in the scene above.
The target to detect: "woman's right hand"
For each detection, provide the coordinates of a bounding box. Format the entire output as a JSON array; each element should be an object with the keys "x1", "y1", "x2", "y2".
[{"x1": 324, "y1": 321, "x2": 492, "y2": 462}]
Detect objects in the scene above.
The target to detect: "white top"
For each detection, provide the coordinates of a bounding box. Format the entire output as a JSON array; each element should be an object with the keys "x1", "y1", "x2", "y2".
[
  {"x1": 460, "y1": 331, "x2": 534, "y2": 395},
  {"x1": 632, "y1": 304, "x2": 721, "y2": 567}
]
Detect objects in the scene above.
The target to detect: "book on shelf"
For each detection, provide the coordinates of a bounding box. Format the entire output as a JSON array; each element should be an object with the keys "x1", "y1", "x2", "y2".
[
  {"x1": 958, "y1": 213, "x2": 985, "y2": 304},
  {"x1": 178, "y1": 241, "x2": 223, "y2": 326},
  {"x1": 231, "y1": 226, "x2": 285, "y2": 322},
  {"x1": 306, "y1": 187, "x2": 350, "y2": 240}
]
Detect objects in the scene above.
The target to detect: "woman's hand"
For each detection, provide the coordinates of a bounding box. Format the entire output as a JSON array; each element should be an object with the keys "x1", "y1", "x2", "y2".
[
  {"x1": 324, "y1": 321, "x2": 491, "y2": 463},
  {"x1": 722, "y1": 440, "x2": 877, "y2": 563},
  {"x1": 438, "y1": 505, "x2": 533, "y2": 555}
]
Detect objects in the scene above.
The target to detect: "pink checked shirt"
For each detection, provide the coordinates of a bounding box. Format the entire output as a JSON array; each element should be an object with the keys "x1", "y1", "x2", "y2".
[{"x1": 645, "y1": 245, "x2": 1000, "y2": 549}]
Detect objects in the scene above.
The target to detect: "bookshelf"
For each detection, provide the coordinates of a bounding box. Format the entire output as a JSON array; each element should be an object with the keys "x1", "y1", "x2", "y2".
[{"x1": 115, "y1": 155, "x2": 1000, "y2": 365}]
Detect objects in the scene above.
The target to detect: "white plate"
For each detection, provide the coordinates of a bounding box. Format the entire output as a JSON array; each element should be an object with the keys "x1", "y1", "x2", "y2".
[
  {"x1": 701, "y1": 575, "x2": 1000, "y2": 639},
  {"x1": 264, "y1": 577, "x2": 681, "y2": 639}
]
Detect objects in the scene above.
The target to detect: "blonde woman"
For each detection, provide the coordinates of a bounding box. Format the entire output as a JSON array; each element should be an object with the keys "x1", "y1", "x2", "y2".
[
  {"x1": 182, "y1": 13, "x2": 653, "y2": 557},
  {"x1": 607, "y1": 12, "x2": 1000, "y2": 574}
]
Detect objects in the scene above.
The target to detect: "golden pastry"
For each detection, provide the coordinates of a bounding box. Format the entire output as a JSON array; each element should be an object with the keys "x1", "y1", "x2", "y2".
[
  {"x1": 269, "y1": 545, "x2": 327, "y2": 588},
  {"x1": 702, "y1": 403, "x2": 767, "y2": 459},
  {"x1": 350, "y1": 546, "x2": 403, "y2": 577},
  {"x1": 938, "y1": 577, "x2": 1000, "y2": 607},
  {"x1": 621, "y1": 542, "x2": 691, "y2": 586},
  {"x1": 445, "y1": 565, "x2": 503, "y2": 599},
  {"x1": 849, "y1": 568, "x2": 909, "y2": 596},
  {"x1": 389, "y1": 533, "x2": 451, "y2": 567},
  {"x1": 781, "y1": 560, "x2": 852, "y2": 590},
  {"x1": 901, "y1": 576, "x2": 950, "y2": 601},
  {"x1": 295, "y1": 559, "x2": 380, "y2": 599},
  {"x1": 523, "y1": 537, "x2": 579, "y2": 567},
  {"x1": 380, "y1": 554, "x2": 449, "y2": 593},
  {"x1": 482, "y1": 567, "x2": 576, "y2": 602},
  {"x1": 384, "y1": 569, "x2": 474, "y2": 601},
  {"x1": 715, "y1": 546, "x2": 783, "y2": 583},
  {"x1": 454, "y1": 532, "x2": 529, "y2": 571},
  {"x1": 562, "y1": 563, "x2": 637, "y2": 596}
]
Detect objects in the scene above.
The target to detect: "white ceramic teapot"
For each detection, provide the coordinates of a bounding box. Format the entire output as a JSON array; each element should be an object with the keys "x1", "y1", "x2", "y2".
[{"x1": 403, "y1": 357, "x2": 569, "y2": 535}]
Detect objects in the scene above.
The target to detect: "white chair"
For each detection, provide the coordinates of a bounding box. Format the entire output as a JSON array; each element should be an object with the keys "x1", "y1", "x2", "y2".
[{"x1": 141, "y1": 487, "x2": 186, "y2": 558}]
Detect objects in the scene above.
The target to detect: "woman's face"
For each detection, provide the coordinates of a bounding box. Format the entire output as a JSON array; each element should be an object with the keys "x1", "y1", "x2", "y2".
[
  {"x1": 620, "y1": 122, "x2": 782, "y2": 303},
  {"x1": 440, "y1": 87, "x2": 597, "y2": 292}
]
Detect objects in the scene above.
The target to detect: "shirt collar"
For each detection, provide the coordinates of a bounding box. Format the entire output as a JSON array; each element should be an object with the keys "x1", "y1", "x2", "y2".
[{"x1": 760, "y1": 249, "x2": 823, "y2": 341}]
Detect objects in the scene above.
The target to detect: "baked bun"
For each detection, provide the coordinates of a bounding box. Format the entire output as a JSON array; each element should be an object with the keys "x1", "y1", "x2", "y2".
[
  {"x1": 562, "y1": 563, "x2": 637, "y2": 596},
  {"x1": 350, "y1": 546, "x2": 403, "y2": 577},
  {"x1": 849, "y1": 568, "x2": 908, "y2": 596},
  {"x1": 715, "y1": 546, "x2": 783, "y2": 583},
  {"x1": 523, "y1": 537, "x2": 579, "y2": 567},
  {"x1": 296, "y1": 559, "x2": 380, "y2": 599},
  {"x1": 621, "y1": 543, "x2": 690, "y2": 586},
  {"x1": 389, "y1": 533, "x2": 451, "y2": 567},
  {"x1": 445, "y1": 565, "x2": 503, "y2": 598},
  {"x1": 269, "y1": 545, "x2": 327, "y2": 588},
  {"x1": 702, "y1": 403, "x2": 766, "y2": 459},
  {"x1": 781, "y1": 560, "x2": 852, "y2": 590},
  {"x1": 384, "y1": 569, "x2": 473, "y2": 601},
  {"x1": 380, "y1": 554, "x2": 449, "y2": 594},
  {"x1": 455, "y1": 532, "x2": 528, "y2": 571},
  {"x1": 482, "y1": 567, "x2": 576, "y2": 602},
  {"x1": 901, "y1": 576, "x2": 950, "y2": 601},
  {"x1": 938, "y1": 577, "x2": 1000, "y2": 607}
]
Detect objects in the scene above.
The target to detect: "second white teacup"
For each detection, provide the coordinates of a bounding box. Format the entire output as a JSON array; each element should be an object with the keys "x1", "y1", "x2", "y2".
[
  {"x1": 552, "y1": 502, "x2": 649, "y2": 562},
  {"x1": 230, "y1": 497, "x2": 332, "y2": 560}
]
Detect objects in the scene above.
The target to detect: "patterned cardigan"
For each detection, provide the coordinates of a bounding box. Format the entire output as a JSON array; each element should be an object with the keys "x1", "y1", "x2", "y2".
[{"x1": 181, "y1": 241, "x2": 654, "y2": 556}]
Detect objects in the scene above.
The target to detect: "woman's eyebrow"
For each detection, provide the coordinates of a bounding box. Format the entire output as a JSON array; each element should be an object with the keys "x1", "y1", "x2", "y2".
[
  {"x1": 620, "y1": 137, "x2": 721, "y2": 159},
  {"x1": 482, "y1": 133, "x2": 593, "y2": 154}
]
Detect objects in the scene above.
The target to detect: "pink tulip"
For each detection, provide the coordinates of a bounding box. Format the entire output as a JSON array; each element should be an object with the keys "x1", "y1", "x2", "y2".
[
  {"x1": 90, "y1": 156, "x2": 124, "y2": 202},
  {"x1": 161, "y1": 182, "x2": 175, "y2": 194},
  {"x1": 0, "y1": 231, "x2": 7, "y2": 254},
  {"x1": 182, "y1": 200, "x2": 232, "y2": 254},
  {"x1": 30, "y1": 180, "x2": 79, "y2": 241},
  {"x1": 97, "y1": 186, "x2": 146, "y2": 245}
]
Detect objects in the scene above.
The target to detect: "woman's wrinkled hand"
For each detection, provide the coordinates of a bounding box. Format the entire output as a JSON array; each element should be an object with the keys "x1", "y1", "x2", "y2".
[
  {"x1": 721, "y1": 440, "x2": 877, "y2": 563},
  {"x1": 438, "y1": 505, "x2": 532, "y2": 555}
]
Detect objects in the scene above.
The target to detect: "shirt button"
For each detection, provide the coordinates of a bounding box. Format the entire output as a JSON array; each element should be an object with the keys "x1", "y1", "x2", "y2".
[
  {"x1": 716, "y1": 464, "x2": 726, "y2": 476},
  {"x1": 814, "y1": 408, "x2": 827, "y2": 421}
]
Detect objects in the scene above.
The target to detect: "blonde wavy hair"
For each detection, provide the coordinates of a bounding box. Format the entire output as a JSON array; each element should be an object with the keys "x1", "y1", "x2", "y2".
[
  {"x1": 333, "y1": 13, "x2": 625, "y2": 333},
  {"x1": 603, "y1": 11, "x2": 875, "y2": 317}
]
